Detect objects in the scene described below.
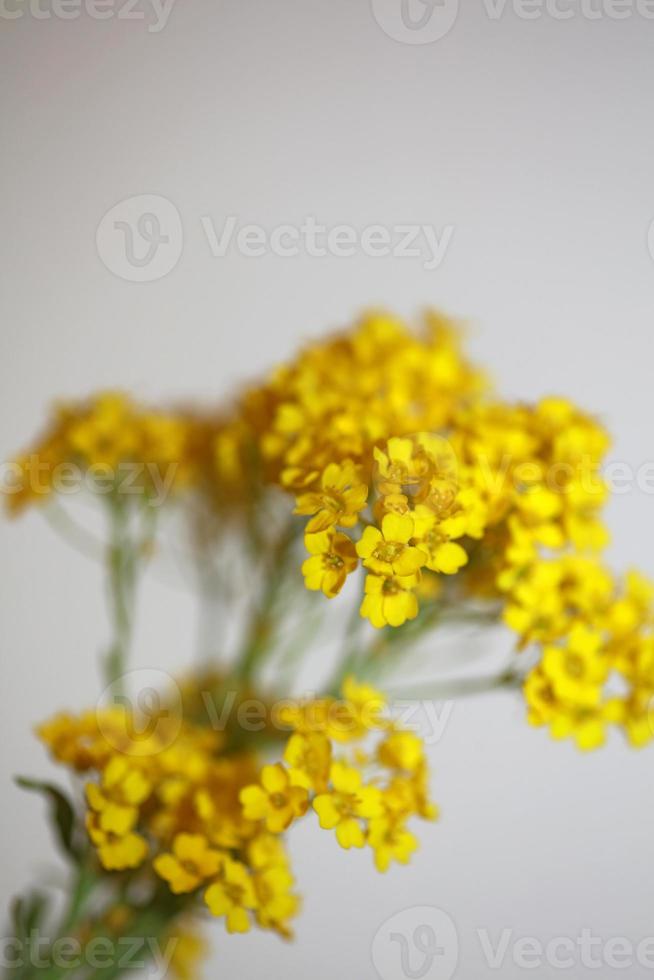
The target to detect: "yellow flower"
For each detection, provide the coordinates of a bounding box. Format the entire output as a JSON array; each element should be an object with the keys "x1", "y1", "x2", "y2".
[
  {"x1": 360, "y1": 572, "x2": 419, "y2": 628},
  {"x1": 67, "y1": 393, "x2": 139, "y2": 468},
  {"x1": 253, "y1": 864, "x2": 300, "y2": 937},
  {"x1": 166, "y1": 925, "x2": 208, "y2": 980},
  {"x1": 541, "y1": 626, "x2": 608, "y2": 708},
  {"x1": 367, "y1": 815, "x2": 418, "y2": 872},
  {"x1": 550, "y1": 703, "x2": 607, "y2": 751},
  {"x1": 204, "y1": 857, "x2": 258, "y2": 933},
  {"x1": 85, "y1": 757, "x2": 151, "y2": 837},
  {"x1": 83, "y1": 754, "x2": 153, "y2": 872},
  {"x1": 384, "y1": 767, "x2": 438, "y2": 822},
  {"x1": 524, "y1": 631, "x2": 610, "y2": 753},
  {"x1": 153, "y1": 834, "x2": 222, "y2": 894},
  {"x1": 240, "y1": 764, "x2": 309, "y2": 833},
  {"x1": 313, "y1": 762, "x2": 384, "y2": 849},
  {"x1": 410, "y1": 503, "x2": 469, "y2": 574},
  {"x1": 378, "y1": 731, "x2": 425, "y2": 772},
  {"x1": 283, "y1": 732, "x2": 332, "y2": 793},
  {"x1": 373, "y1": 436, "x2": 434, "y2": 499},
  {"x1": 337, "y1": 676, "x2": 389, "y2": 741},
  {"x1": 356, "y1": 513, "x2": 426, "y2": 577},
  {"x1": 302, "y1": 530, "x2": 358, "y2": 598},
  {"x1": 85, "y1": 810, "x2": 148, "y2": 871},
  {"x1": 294, "y1": 461, "x2": 368, "y2": 533},
  {"x1": 247, "y1": 833, "x2": 290, "y2": 871}
]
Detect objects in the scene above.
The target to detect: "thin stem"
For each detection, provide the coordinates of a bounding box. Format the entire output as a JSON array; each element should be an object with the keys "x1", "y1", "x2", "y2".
[
  {"x1": 103, "y1": 496, "x2": 156, "y2": 694},
  {"x1": 16, "y1": 863, "x2": 98, "y2": 980},
  {"x1": 386, "y1": 668, "x2": 523, "y2": 701},
  {"x1": 83, "y1": 906, "x2": 179, "y2": 980},
  {"x1": 58, "y1": 862, "x2": 97, "y2": 936},
  {"x1": 234, "y1": 522, "x2": 296, "y2": 683},
  {"x1": 104, "y1": 499, "x2": 134, "y2": 694}
]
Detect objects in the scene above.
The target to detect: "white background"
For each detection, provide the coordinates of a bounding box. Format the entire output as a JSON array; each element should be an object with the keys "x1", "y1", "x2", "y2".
[{"x1": 1, "y1": 0, "x2": 654, "y2": 976}]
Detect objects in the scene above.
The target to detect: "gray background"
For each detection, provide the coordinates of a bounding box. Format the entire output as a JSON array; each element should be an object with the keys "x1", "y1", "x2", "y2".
[{"x1": 1, "y1": 0, "x2": 654, "y2": 976}]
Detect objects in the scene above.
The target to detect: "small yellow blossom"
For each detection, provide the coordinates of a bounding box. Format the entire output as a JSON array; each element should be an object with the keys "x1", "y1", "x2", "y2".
[
  {"x1": 360, "y1": 572, "x2": 419, "y2": 628},
  {"x1": 204, "y1": 857, "x2": 258, "y2": 933},
  {"x1": 356, "y1": 513, "x2": 426, "y2": 577},
  {"x1": 313, "y1": 762, "x2": 384, "y2": 849},
  {"x1": 294, "y1": 461, "x2": 368, "y2": 533},
  {"x1": 378, "y1": 731, "x2": 425, "y2": 772},
  {"x1": 240, "y1": 764, "x2": 309, "y2": 833},
  {"x1": 253, "y1": 864, "x2": 300, "y2": 937},
  {"x1": 153, "y1": 834, "x2": 222, "y2": 894},
  {"x1": 541, "y1": 626, "x2": 608, "y2": 708},
  {"x1": 302, "y1": 530, "x2": 358, "y2": 598},
  {"x1": 166, "y1": 925, "x2": 208, "y2": 980},
  {"x1": 283, "y1": 732, "x2": 332, "y2": 793},
  {"x1": 368, "y1": 815, "x2": 418, "y2": 872}
]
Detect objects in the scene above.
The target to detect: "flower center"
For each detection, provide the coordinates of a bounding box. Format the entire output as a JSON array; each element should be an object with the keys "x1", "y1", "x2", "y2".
[
  {"x1": 374, "y1": 541, "x2": 404, "y2": 563},
  {"x1": 564, "y1": 653, "x2": 584, "y2": 679},
  {"x1": 323, "y1": 491, "x2": 345, "y2": 513},
  {"x1": 381, "y1": 578, "x2": 401, "y2": 596}
]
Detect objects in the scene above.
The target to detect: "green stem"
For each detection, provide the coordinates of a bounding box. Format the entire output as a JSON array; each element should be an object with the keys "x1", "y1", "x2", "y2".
[
  {"x1": 58, "y1": 864, "x2": 97, "y2": 937},
  {"x1": 103, "y1": 498, "x2": 139, "y2": 695},
  {"x1": 12, "y1": 864, "x2": 98, "y2": 980},
  {"x1": 235, "y1": 522, "x2": 296, "y2": 683},
  {"x1": 83, "y1": 905, "x2": 180, "y2": 980},
  {"x1": 386, "y1": 668, "x2": 523, "y2": 701}
]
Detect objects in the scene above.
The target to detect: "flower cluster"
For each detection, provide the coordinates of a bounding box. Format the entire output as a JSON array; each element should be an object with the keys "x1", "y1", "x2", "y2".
[
  {"x1": 38, "y1": 703, "x2": 296, "y2": 937},
  {"x1": 6, "y1": 391, "x2": 196, "y2": 512},
  {"x1": 198, "y1": 316, "x2": 613, "y2": 645},
  {"x1": 7, "y1": 309, "x2": 654, "y2": 980},
  {"x1": 9, "y1": 311, "x2": 654, "y2": 756},
  {"x1": 521, "y1": 567, "x2": 654, "y2": 749},
  {"x1": 37, "y1": 678, "x2": 435, "y2": 939},
  {"x1": 242, "y1": 677, "x2": 436, "y2": 871}
]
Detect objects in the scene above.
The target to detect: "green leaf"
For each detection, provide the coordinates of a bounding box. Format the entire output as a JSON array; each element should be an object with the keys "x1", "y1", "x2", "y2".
[
  {"x1": 24, "y1": 891, "x2": 49, "y2": 934},
  {"x1": 10, "y1": 895, "x2": 26, "y2": 939},
  {"x1": 15, "y1": 777, "x2": 80, "y2": 861}
]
